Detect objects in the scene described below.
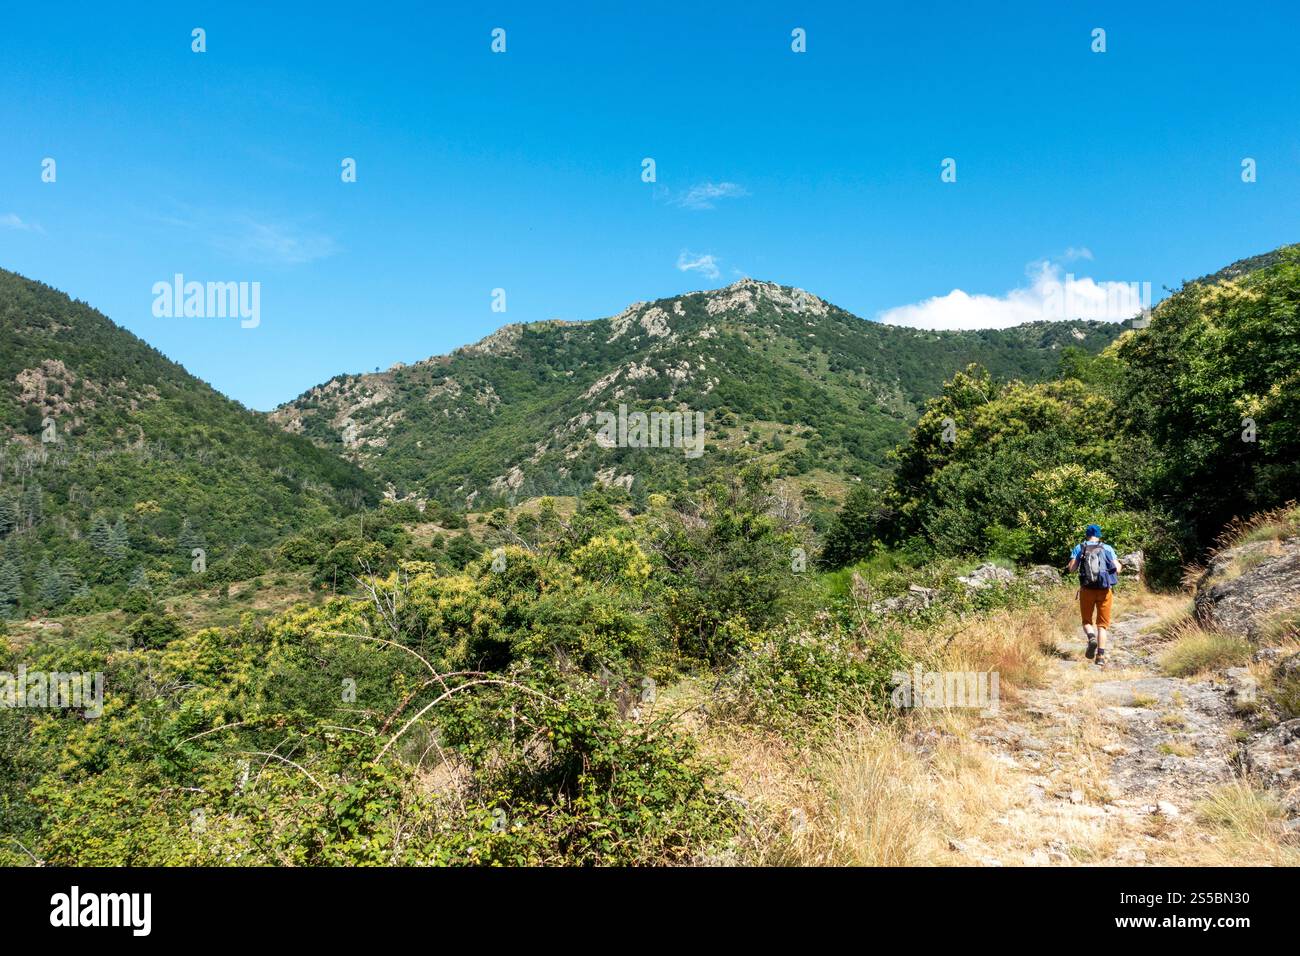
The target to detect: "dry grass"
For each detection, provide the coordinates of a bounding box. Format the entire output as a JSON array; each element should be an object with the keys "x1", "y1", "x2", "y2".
[
  {"x1": 757, "y1": 710, "x2": 1024, "y2": 867},
  {"x1": 1160, "y1": 630, "x2": 1253, "y2": 677},
  {"x1": 712, "y1": 595, "x2": 1107, "y2": 866},
  {"x1": 1256, "y1": 606, "x2": 1300, "y2": 645},
  {"x1": 780, "y1": 719, "x2": 941, "y2": 865},
  {"x1": 1183, "y1": 779, "x2": 1300, "y2": 866},
  {"x1": 696, "y1": 582, "x2": 1298, "y2": 868},
  {"x1": 1214, "y1": 501, "x2": 1300, "y2": 552},
  {"x1": 902, "y1": 602, "x2": 1063, "y2": 692}
]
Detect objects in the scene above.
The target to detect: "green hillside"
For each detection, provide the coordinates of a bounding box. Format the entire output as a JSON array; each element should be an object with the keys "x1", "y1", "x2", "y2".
[
  {"x1": 271, "y1": 279, "x2": 1123, "y2": 509},
  {"x1": 0, "y1": 269, "x2": 378, "y2": 617}
]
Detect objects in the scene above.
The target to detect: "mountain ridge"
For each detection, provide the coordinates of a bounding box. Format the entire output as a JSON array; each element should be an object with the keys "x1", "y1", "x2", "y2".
[{"x1": 269, "y1": 276, "x2": 1125, "y2": 510}]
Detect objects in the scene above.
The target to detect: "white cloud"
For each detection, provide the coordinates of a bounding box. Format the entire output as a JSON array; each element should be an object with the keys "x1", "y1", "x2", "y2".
[
  {"x1": 676, "y1": 250, "x2": 721, "y2": 280},
  {"x1": 876, "y1": 260, "x2": 1153, "y2": 330},
  {"x1": 670, "y1": 181, "x2": 748, "y2": 210},
  {"x1": 1, "y1": 213, "x2": 43, "y2": 233}
]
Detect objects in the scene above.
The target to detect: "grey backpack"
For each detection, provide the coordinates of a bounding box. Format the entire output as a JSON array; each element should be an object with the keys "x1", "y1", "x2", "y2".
[{"x1": 1079, "y1": 542, "x2": 1110, "y2": 589}]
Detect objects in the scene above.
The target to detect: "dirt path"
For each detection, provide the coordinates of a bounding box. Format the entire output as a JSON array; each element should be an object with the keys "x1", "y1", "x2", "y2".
[{"x1": 955, "y1": 608, "x2": 1247, "y2": 865}]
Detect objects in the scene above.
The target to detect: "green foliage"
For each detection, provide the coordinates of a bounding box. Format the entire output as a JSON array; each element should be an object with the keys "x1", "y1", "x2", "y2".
[
  {"x1": 1116, "y1": 247, "x2": 1300, "y2": 549},
  {"x1": 0, "y1": 269, "x2": 378, "y2": 617},
  {"x1": 1016, "y1": 464, "x2": 1145, "y2": 560},
  {"x1": 125, "y1": 610, "x2": 185, "y2": 649},
  {"x1": 840, "y1": 366, "x2": 1132, "y2": 563},
  {"x1": 711, "y1": 619, "x2": 906, "y2": 734},
  {"x1": 820, "y1": 480, "x2": 893, "y2": 568},
  {"x1": 649, "y1": 467, "x2": 811, "y2": 663}
]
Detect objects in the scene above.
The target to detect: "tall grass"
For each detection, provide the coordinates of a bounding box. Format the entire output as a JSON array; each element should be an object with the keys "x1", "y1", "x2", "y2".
[{"x1": 1160, "y1": 629, "x2": 1252, "y2": 677}]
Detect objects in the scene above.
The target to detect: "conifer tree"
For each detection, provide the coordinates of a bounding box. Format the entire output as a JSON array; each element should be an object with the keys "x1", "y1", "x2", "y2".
[
  {"x1": 36, "y1": 557, "x2": 66, "y2": 608},
  {"x1": 0, "y1": 560, "x2": 21, "y2": 614}
]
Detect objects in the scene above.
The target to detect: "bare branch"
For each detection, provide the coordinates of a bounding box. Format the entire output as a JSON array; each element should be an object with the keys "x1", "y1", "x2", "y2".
[
  {"x1": 237, "y1": 750, "x2": 327, "y2": 792},
  {"x1": 377, "y1": 679, "x2": 557, "y2": 761}
]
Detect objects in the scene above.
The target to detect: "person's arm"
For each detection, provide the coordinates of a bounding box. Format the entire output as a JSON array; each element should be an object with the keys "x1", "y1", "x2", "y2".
[{"x1": 1066, "y1": 545, "x2": 1080, "y2": 572}]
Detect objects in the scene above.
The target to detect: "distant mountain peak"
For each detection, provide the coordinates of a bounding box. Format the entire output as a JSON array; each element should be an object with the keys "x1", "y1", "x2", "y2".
[{"x1": 693, "y1": 277, "x2": 830, "y2": 318}]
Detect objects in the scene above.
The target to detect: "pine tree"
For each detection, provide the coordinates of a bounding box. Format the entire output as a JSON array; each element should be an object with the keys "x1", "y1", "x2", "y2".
[
  {"x1": 108, "y1": 519, "x2": 130, "y2": 562},
  {"x1": 89, "y1": 514, "x2": 113, "y2": 552},
  {"x1": 55, "y1": 560, "x2": 81, "y2": 596},
  {"x1": 0, "y1": 497, "x2": 17, "y2": 537},
  {"x1": 0, "y1": 560, "x2": 21, "y2": 614},
  {"x1": 128, "y1": 566, "x2": 151, "y2": 592},
  {"x1": 36, "y1": 557, "x2": 66, "y2": 608}
]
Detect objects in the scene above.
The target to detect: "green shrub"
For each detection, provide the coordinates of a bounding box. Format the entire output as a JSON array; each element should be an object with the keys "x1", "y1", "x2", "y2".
[
  {"x1": 125, "y1": 610, "x2": 184, "y2": 649},
  {"x1": 711, "y1": 620, "x2": 906, "y2": 734}
]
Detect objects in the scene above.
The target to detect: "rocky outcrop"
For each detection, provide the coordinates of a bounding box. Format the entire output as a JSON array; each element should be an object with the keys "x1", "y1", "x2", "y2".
[
  {"x1": 1244, "y1": 719, "x2": 1300, "y2": 813},
  {"x1": 869, "y1": 583, "x2": 938, "y2": 616},
  {"x1": 1193, "y1": 537, "x2": 1300, "y2": 640},
  {"x1": 1118, "y1": 551, "x2": 1144, "y2": 576},
  {"x1": 864, "y1": 563, "x2": 1060, "y2": 618},
  {"x1": 956, "y1": 563, "x2": 1016, "y2": 590},
  {"x1": 1025, "y1": 565, "x2": 1062, "y2": 588}
]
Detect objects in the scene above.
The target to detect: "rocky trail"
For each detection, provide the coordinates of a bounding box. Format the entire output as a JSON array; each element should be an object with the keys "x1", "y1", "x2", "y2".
[{"x1": 955, "y1": 606, "x2": 1271, "y2": 866}]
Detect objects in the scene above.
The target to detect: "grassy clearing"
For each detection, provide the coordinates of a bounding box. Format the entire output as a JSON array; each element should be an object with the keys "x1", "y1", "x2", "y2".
[{"x1": 162, "y1": 570, "x2": 323, "y2": 632}]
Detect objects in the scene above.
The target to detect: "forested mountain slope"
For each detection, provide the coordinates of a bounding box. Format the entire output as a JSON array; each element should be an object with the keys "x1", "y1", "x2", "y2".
[
  {"x1": 271, "y1": 279, "x2": 1122, "y2": 508},
  {"x1": 0, "y1": 269, "x2": 377, "y2": 613}
]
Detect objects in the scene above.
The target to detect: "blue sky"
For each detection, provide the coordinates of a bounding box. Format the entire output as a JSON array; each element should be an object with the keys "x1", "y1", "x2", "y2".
[{"x1": 2, "y1": 1, "x2": 1297, "y2": 410}]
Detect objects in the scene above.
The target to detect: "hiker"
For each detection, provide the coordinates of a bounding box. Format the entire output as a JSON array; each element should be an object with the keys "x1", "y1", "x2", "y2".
[{"x1": 1067, "y1": 524, "x2": 1122, "y2": 669}]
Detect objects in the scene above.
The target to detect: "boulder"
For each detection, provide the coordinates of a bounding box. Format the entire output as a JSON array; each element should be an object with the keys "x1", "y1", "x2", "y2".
[
  {"x1": 870, "y1": 583, "x2": 938, "y2": 616},
  {"x1": 957, "y1": 563, "x2": 1016, "y2": 590},
  {"x1": 1025, "y1": 565, "x2": 1061, "y2": 588},
  {"x1": 1118, "y1": 551, "x2": 1144, "y2": 576},
  {"x1": 1193, "y1": 537, "x2": 1300, "y2": 641},
  {"x1": 1244, "y1": 718, "x2": 1300, "y2": 809}
]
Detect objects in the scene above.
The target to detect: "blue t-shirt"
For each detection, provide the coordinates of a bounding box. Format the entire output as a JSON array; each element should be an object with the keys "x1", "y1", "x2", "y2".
[{"x1": 1070, "y1": 540, "x2": 1119, "y2": 588}]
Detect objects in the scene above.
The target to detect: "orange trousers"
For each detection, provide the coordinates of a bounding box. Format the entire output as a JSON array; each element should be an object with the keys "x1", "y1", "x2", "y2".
[{"x1": 1079, "y1": 587, "x2": 1113, "y2": 629}]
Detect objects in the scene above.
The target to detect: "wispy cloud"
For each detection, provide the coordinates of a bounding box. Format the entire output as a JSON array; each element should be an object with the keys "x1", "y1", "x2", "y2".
[
  {"x1": 877, "y1": 259, "x2": 1152, "y2": 330},
  {"x1": 2, "y1": 213, "x2": 44, "y2": 234},
  {"x1": 144, "y1": 203, "x2": 338, "y2": 266},
  {"x1": 215, "y1": 216, "x2": 338, "y2": 265},
  {"x1": 676, "y1": 250, "x2": 721, "y2": 280},
  {"x1": 668, "y1": 181, "x2": 749, "y2": 211}
]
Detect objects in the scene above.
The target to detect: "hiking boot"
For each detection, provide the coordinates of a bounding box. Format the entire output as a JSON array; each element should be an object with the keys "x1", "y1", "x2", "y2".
[
  {"x1": 1085, "y1": 637, "x2": 1097, "y2": 660},
  {"x1": 1094, "y1": 652, "x2": 1107, "y2": 670}
]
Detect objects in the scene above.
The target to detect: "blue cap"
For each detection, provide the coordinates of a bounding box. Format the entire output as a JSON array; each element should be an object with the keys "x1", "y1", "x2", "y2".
[{"x1": 1085, "y1": 524, "x2": 1102, "y2": 538}]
